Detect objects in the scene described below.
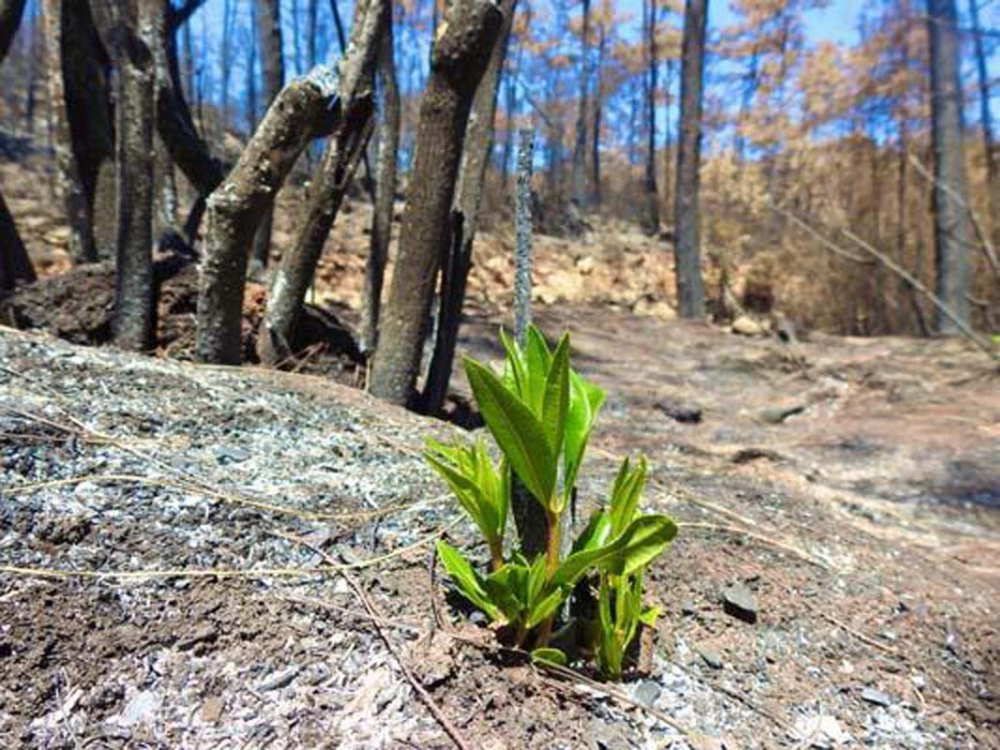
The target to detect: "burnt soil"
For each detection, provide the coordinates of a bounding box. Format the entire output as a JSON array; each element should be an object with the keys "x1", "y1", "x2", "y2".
[{"x1": 1, "y1": 292, "x2": 998, "y2": 749}]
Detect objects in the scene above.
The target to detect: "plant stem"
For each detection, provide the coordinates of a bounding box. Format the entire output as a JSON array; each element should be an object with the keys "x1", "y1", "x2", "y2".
[
  {"x1": 488, "y1": 540, "x2": 503, "y2": 573},
  {"x1": 535, "y1": 506, "x2": 562, "y2": 647}
]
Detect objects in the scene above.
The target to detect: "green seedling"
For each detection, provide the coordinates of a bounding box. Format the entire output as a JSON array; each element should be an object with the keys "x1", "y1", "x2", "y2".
[{"x1": 427, "y1": 326, "x2": 677, "y2": 678}]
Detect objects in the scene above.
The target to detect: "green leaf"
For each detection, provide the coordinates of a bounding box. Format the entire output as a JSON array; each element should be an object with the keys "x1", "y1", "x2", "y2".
[
  {"x1": 525, "y1": 326, "x2": 553, "y2": 416},
  {"x1": 483, "y1": 564, "x2": 527, "y2": 625},
  {"x1": 553, "y1": 514, "x2": 677, "y2": 587},
  {"x1": 604, "y1": 514, "x2": 678, "y2": 578},
  {"x1": 542, "y1": 333, "x2": 571, "y2": 459},
  {"x1": 570, "y1": 510, "x2": 612, "y2": 554},
  {"x1": 638, "y1": 604, "x2": 662, "y2": 628},
  {"x1": 564, "y1": 370, "x2": 606, "y2": 499},
  {"x1": 464, "y1": 357, "x2": 556, "y2": 507},
  {"x1": 526, "y1": 587, "x2": 567, "y2": 629},
  {"x1": 499, "y1": 328, "x2": 527, "y2": 397},
  {"x1": 436, "y1": 540, "x2": 501, "y2": 621},
  {"x1": 531, "y1": 647, "x2": 567, "y2": 667},
  {"x1": 609, "y1": 457, "x2": 647, "y2": 535}
]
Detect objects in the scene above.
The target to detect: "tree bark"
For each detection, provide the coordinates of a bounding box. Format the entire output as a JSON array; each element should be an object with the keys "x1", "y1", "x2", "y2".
[
  {"x1": 195, "y1": 70, "x2": 342, "y2": 364},
  {"x1": 42, "y1": 0, "x2": 98, "y2": 264},
  {"x1": 0, "y1": 193, "x2": 36, "y2": 291},
  {"x1": 673, "y1": 0, "x2": 708, "y2": 318},
  {"x1": 968, "y1": 0, "x2": 998, "y2": 249},
  {"x1": 643, "y1": 0, "x2": 659, "y2": 234},
  {"x1": 0, "y1": 0, "x2": 26, "y2": 62},
  {"x1": 422, "y1": 0, "x2": 516, "y2": 415},
  {"x1": 111, "y1": 0, "x2": 157, "y2": 351},
  {"x1": 250, "y1": 0, "x2": 285, "y2": 273},
  {"x1": 0, "y1": 0, "x2": 34, "y2": 290},
  {"x1": 257, "y1": 0, "x2": 384, "y2": 367},
  {"x1": 148, "y1": 0, "x2": 223, "y2": 200},
  {"x1": 927, "y1": 0, "x2": 972, "y2": 334},
  {"x1": 368, "y1": 0, "x2": 503, "y2": 407},
  {"x1": 569, "y1": 0, "x2": 590, "y2": 213},
  {"x1": 591, "y1": 17, "x2": 605, "y2": 207},
  {"x1": 359, "y1": 8, "x2": 401, "y2": 356}
]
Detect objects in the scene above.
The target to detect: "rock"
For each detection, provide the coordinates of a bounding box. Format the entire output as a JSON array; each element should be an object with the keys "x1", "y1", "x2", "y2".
[
  {"x1": 861, "y1": 688, "x2": 892, "y2": 707},
  {"x1": 759, "y1": 404, "x2": 806, "y2": 424},
  {"x1": 699, "y1": 648, "x2": 723, "y2": 670},
  {"x1": 791, "y1": 715, "x2": 849, "y2": 749},
  {"x1": 654, "y1": 398, "x2": 702, "y2": 424},
  {"x1": 632, "y1": 679, "x2": 661, "y2": 707},
  {"x1": 117, "y1": 690, "x2": 160, "y2": 726},
  {"x1": 722, "y1": 583, "x2": 758, "y2": 624},
  {"x1": 214, "y1": 446, "x2": 251, "y2": 464},
  {"x1": 680, "y1": 599, "x2": 697, "y2": 616},
  {"x1": 257, "y1": 665, "x2": 299, "y2": 691},
  {"x1": 201, "y1": 695, "x2": 224, "y2": 723},
  {"x1": 576, "y1": 256, "x2": 595, "y2": 275},
  {"x1": 731, "y1": 315, "x2": 768, "y2": 337}
]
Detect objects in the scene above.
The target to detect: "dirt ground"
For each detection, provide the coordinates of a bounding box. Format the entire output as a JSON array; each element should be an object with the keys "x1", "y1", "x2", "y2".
[{"x1": 1, "y1": 293, "x2": 998, "y2": 748}]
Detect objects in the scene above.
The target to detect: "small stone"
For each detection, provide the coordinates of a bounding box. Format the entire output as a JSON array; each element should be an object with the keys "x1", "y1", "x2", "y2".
[
  {"x1": 117, "y1": 690, "x2": 160, "y2": 726},
  {"x1": 731, "y1": 316, "x2": 767, "y2": 337},
  {"x1": 257, "y1": 665, "x2": 299, "y2": 691},
  {"x1": 722, "y1": 583, "x2": 758, "y2": 624},
  {"x1": 632, "y1": 679, "x2": 661, "y2": 707},
  {"x1": 680, "y1": 599, "x2": 697, "y2": 616},
  {"x1": 791, "y1": 715, "x2": 848, "y2": 749},
  {"x1": 468, "y1": 610, "x2": 488, "y2": 626},
  {"x1": 699, "y1": 648, "x2": 723, "y2": 670},
  {"x1": 861, "y1": 688, "x2": 892, "y2": 707},
  {"x1": 759, "y1": 404, "x2": 806, "y2": 425},
  {"x1": 214, "y1": 446, "x2": 251, "y2": 464},
  {"x1": 654, "y1": 399, "x2": 702, "y2": 424},
  {"x1": 201, "y1": 695, "x2": 224, "y2": 723}
]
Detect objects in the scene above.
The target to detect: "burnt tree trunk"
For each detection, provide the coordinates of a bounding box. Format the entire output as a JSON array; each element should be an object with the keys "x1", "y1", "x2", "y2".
[
  {"x1": 111, "y1": 0, "x2": 156, "y2": 351},
  {"x1": 195, "y1": 70, "x2": 342, "y2": 364},
  {"x1": 643, "y1": 0, "x2": 659, "y2": 234},
  {"x1": 968, "y1": 0, "x2": 998, "y2": 249},
  {"x1": 569, "y1": 0, "x2": 589, "y2": 213},
  {"x1": 358, "y1": 6, "x2": 401, "y2": 356},
  {"x1": 249, "y1": 0, "x2": 285, "y2": 273},
  {"x1": 42, "y1": 0, "x2": 97, "y2": 264},
  {"x1": 591, "y1": 18, "x2": 605, "y2": 208},
  {"x1": 0, "y1": 0, "x2": 25, "y2": 61},
  {"x1": 927, "y1": 0, "x2": 971, "y2": 334},
  {"x1": 152, "y1": 2, "x2": 224, "y2": 215},
  {"x1": 0, "y1": 0, "x2": 34, "y2": 290},
  {"x1": 257, "y1": 0, "x2": 384, "y2": 367},
  {"x1": 421, "y1": 0, "x2": 516, "y2": 415},
  {"x1": 368, "y1": 0, "x2": 503, "y2": 407},
  {"x1": 673, "y1": 0, "x2": 708, "y2": 318}
]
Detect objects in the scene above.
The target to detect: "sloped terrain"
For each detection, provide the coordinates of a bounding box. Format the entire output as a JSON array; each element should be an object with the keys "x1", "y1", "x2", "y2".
[{"x1": 1, "y1": 307, "x2": 997, "y2": 749}]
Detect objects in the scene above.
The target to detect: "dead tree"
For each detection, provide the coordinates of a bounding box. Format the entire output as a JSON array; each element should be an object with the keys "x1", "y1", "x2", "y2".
[
  {"x1": 0, "y1": 0, "x2": 34, "y2": 291},
  {"x1": 422, "y1": 0, "x2": 517, "y2": 415},
  {"x1": 108, "y1": 0, "x2": 156, "y2": 351},
  {"x1": 42, "y1": 0, "x2": 97, "y2": 263},
  {"x1": 257, "y1": 0, "x2": 385, "y2": 366},
  {"x1": 673, "y1": 0, "x2": 708, "y2": 318},
  {"x1": 358, "y1": 6, "x2": 400, "y2": 356},
  {"x1": 369, "y1": 0, "x2": 503, "y2": 407},
  {"x1": 643, "y1": 0, "x2": 659, "y2": 235},
  {"x1": 927, "y1": 0, "x2": 972, "y2": 334},
  {"x1": 967, "y1": 0, "x2": 998, "y2": 249},
  {"x1": 195, "y1": 69, "x2": 343, "y2": 365},
  {"x1": 569, "y1": 0, "x2": 590, "y2": 214},
  {"x1": 0, "y1": 0, "x2": 25, "y2": 61},
  {"x1": 249, "y1": 0, "x2": 285, "y2": 273}
]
